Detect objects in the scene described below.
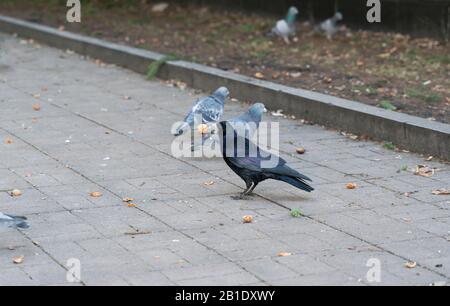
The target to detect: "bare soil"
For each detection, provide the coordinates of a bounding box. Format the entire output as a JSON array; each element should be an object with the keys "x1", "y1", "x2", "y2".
[{"x1": 1, "y1": 1, "x2": 449, "y2": 123}]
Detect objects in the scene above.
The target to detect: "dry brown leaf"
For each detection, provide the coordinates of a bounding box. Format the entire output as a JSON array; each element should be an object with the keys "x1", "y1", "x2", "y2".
[
  {"x1": 346, "y1": 183, "x2": 357, "y2": 190},
  {"x1": 414, "y1": 165, "x2": 434, "y2": 177},
  {"x1": 277, "y1": 252, "x2": 292, "y2": 257},
  {"x1": 296, "y1": 147, "x2": 306, "y2": 154},
  {"x1": 10, "y1": 189, "x2": 22, "y2": 197},
  {"x1": 254, "y1": 72, "x2": 265, "y2": 79},
  {"x1": 32, "y1": 103, "x2": 41, "y2": 111},
  {"x1": 432, "y1": 189, "x2": 450, "y2": 196},
  {"x1": 405, "y1": 261, "x2": 417, "y2": 269},
  {"x1": 243, "y1": 215, "x2": 253, "y2": 223},
  {"x1": 4, "y1": 137, "x2": 13, "y2": 144},
  {"x1": 122, "y1": 197, "x2": 134, "y2": 202},
  {"x1": 90, "y1": 191, "x2": 103, "y2": 198},
  {"x1": 13, "y1": 255, "x2": 24, "y2": 264},
  {"x1": 127, "y1": 203, "x2": 137, "y2": 208}
]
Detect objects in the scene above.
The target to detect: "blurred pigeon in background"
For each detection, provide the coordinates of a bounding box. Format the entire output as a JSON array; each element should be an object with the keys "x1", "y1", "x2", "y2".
[
  {"x1": 173, "y1": 86, "x2": 229, "y2": 137},
  {"x1": 270, "y1": 6, "x2": 299, "y2": 44},
  {"x1": 316, "y1": 12, "x2": 343, "y2": 38},
  {"x1": 228, "y1": 103, "x2": 267, "y2": 139},
  {"x1": 218, "y1": 121, "x2": 313, "y2": 199},
  {"x1": 0, "y1": 212, "x2": 29, "y2": 229}
]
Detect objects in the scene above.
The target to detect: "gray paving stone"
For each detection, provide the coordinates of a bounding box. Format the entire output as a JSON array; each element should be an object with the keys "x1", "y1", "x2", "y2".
[{"x1": 0, "y1": 33, "x2": 449, "y2": 285}]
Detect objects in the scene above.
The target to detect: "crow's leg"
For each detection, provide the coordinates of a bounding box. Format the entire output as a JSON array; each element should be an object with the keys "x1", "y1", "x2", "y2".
[
  {"x1": 231, "y1": 182, "x2": 254, "y2": 200},
  {"x1": 246, "y1": 182, "x2": 259, "y2": 195}
]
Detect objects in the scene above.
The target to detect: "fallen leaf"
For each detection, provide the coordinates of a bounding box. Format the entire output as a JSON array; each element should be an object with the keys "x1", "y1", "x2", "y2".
[
  {"x1": 10, "y1": 189, "x2": 22, "y2": 197},
  {"x1": 243, "y1": 215, "x2": 253, "y2": 223},
  {"x1": 152, "y1": 2, "x2": 169, "y2": 13},
  {"x1": 13, "y1": 255, "x2": 24, "y2": 264},
  {"x1": 122, "y1": 197, "x2": 134, "y2": 202},
  {"x1": 432, "y1": 189, "x2": 450, "y2": 195},
  {"x1": 127, "y1": 203, "x2": 137, "y2": 208},
  {"x1": 405, "y1": 261, "x2": 417, "y2": 269},
  {"x1": 277, "y1": 252, "x2": 292, "y2": 257},
  {"x1": 32, "y1": 94, "x2": 41, "y2": 99},
  {"x1": 414, "y1": 165, "x2": 434, "y2": 177},
  {"x1": 32, "y1": 103, "x2": 41, "y2": 111},
  {"x1": 425, "y1": 156, "x2": 434, "y2": 161},
  {"x1": 254, "y1": 72, "x2": 265, "y2": 79},
  {"x1": 4, "y1": 137, "x2": 13, "y2": 144},
  {"x1": 90, "y1": 191, "x2": 103, "y2": 198},
  {"x1": 204, "y1": 181, "x2": 215, "y2": 186},
  {"x1": 295, "y1": 147, "x2": 306, "y2": 154},
  {"x1": 346, "y1": 183, "x2": 358, "y2": 190}
]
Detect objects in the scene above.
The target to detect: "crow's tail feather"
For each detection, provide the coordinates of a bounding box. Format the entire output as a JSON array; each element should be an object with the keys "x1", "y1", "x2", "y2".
[{"x1": 277, "y1": 176, "x2": 314, "y2": 192}]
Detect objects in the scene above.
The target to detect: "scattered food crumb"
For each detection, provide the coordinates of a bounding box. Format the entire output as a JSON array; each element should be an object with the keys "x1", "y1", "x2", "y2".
[
  {"x1": 296, "y1": 147, "x2": 306, "y2": 154},
  {"x1": 405, "y1": 261, "x2": 417, "y2": 269},
  {"x1": 90, "y1": 191, "x2": 103, "y2": 198},
  {"x1": 13, "y1": 255, "x2": 24, "y2": 264},
  {"x1": 4, "y1": 137, "x2": 13, "y2": 144},
  {"x1": 204, "y1": 180, "x2": 215, "y2": 186},
  {"x1": 10, "y1": 189, "x2": 22, "y2": 197},
  {"x1": 346, "y1": 183, "x2": 358, "y2": 190},
  {"x1": 243, "y1": 215, "x2": 253, "y2": 223}
]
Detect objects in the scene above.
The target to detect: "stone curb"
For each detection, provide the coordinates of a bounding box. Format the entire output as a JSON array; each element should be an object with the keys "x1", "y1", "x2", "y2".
[{"x1": 1, "y1": 15, "x2": 449, "y2": 160}]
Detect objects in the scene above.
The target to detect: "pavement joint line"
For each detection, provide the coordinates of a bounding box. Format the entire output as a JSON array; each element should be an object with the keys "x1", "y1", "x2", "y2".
[
  {"x1": 4, "y1": 77, "x2": 449, "y2": 281},
  {"x1": 38, "y1": 88, "x2": 450, "y2": 281},
  {"x1": 2, "y1": 31, "x2": 449, "y2": 283},
  {"x1": 0, "y1": 119, "x2": 271, "y2": 287}
]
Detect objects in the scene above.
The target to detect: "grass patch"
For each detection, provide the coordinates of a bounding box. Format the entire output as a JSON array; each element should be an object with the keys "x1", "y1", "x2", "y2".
[
  {"x1": 290, "y1": 208, "x2": 303, "y2": 218},
  {"x1": 379, "y1": 100, "x2": 397, "y2": 111},
  {"x1": 406, "y1": 88, "x2": 443, "y2": 103},
  {"x1": 426, "y1": 55, "x2": 450, "y2": 65},
  {"x1": 147, "y1": 55, "x2": 178, "y2": 80},
  {"x1": 383, "y1": 142, "x2": 396, "y2": 150}
]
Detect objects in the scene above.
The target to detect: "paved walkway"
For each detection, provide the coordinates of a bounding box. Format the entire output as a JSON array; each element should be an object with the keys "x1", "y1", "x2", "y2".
[{"x1": 0, "y1": 33, "x2": 449, "y2": 286}]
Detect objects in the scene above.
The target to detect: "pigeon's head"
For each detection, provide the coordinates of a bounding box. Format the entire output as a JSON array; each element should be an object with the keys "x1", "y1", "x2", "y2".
[
  {"x1": 288, "y1": 6, "x2": 299, "y2": 16},
  {"x1": 213, "y1": 87, "x2": 230, "y2": 102},
  {"x1": 248, "y1": 103, "x2": 267, "y2": 120},
  {"x1": 334, "y1": 12, "x2": 343, "y2": 21}
]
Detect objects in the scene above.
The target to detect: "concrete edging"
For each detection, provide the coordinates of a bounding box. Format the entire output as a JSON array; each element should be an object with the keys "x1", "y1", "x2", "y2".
[{"x1": 1, "y1": 15, "x2": 449, "y2": 160}]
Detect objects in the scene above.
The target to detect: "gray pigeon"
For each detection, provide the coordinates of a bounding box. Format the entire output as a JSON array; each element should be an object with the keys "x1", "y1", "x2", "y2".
[
  {"x1": 316, "y1": 12, "x2": 343, "y2": 38},
  {"x1": 271, "y1": 6, "x2": 299, "y2": 44},
  {"x1": 173, "y1": 87, "x2": 230, "y2": 137},
  {"x1": 0, "y1": 212, "x2": 29, "y2": 229},
  {"x1": 228, "y1": 103, "x2": 267, "y2": 139}
]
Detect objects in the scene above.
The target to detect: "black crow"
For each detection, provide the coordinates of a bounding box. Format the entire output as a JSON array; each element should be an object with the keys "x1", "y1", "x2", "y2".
[{"x1": 218, "y1": 121, "x2": 313, "y2": 198}]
